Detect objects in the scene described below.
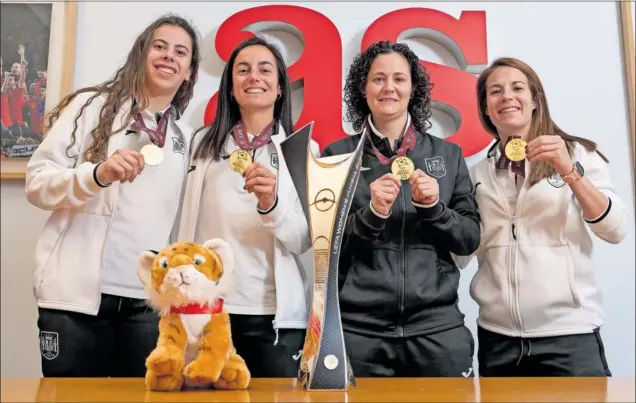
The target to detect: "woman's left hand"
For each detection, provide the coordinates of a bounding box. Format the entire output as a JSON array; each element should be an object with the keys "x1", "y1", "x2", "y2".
[{"x1": 526, "y1": 135, "x2": 574, "y2": 176}]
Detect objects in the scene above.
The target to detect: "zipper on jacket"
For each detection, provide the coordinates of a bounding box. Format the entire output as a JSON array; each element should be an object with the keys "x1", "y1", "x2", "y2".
[
  {"x1": 511, "y1": 179, "x2": 529, "y2": 336},
  {"x1": 397, "y1": 180, "x2": 407, "y2": 338},
  {"x1": 510, "y1": 218, "x2": 521, "y2": 334},
  {"x1": 489, "y1": 167, "x2": 526, "y2": 336}
]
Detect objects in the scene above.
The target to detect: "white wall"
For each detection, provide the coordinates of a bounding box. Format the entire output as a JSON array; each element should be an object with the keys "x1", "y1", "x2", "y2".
[{"x1": 2, "y1": 1, "x2": 634, "y2": 377}]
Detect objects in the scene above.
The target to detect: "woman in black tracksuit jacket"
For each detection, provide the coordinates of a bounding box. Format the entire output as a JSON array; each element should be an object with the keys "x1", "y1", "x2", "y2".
[{"x1": 321, "y1": 40, "x2": 480, "y2": 377}]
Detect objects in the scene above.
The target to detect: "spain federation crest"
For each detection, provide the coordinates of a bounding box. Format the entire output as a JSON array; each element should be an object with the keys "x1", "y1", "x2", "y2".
[
  {"x1": 547, "y1": 172, "x2": 566, "y2": 188},
  {"x1": 425, "y1": 156, "x2": 446, "y2": 178},
  {"x1": 172, "y1": 137, "x2": 186, "y2": 155},
  {"x1": 40, "y1": 331, "x2": 59, "y2": 360},
  {"x1": 270, "y1": 152, "x2": 279, "y2": 170}
]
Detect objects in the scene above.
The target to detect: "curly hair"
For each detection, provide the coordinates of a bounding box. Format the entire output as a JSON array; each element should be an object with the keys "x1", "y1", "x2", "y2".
[{"x1": 343, "y1": 41, "x2": 433, "y2": 134}]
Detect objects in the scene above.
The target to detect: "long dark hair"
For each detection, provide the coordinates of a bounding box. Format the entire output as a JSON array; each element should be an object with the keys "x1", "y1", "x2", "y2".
[
  {"x1": 45, "y1": 14, "x2": 201, "y2": 163},
  {"x1": 343, "y1": 40, "x2": 433, "y2": 134},
  {"x1": 193, "y1": 36, "x2": 294, "y2": 161},
  {"x1": 477, "y1": 57, "x2": 607, "y2": 186}
]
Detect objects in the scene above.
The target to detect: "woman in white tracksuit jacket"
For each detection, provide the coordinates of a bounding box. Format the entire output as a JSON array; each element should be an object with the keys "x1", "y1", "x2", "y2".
[
  {"x1": 462, "y1": 57, "x2": 629, "y2": 377},
  {"x1": 25, "y1": 15, "x2": 200, "y2": 378},
  {"x1": 177, "y1": 37, "x2": 316, "y2": 378}
]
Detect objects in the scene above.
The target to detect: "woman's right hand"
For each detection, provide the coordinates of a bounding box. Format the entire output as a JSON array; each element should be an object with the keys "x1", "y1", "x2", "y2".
[
  {"x1": 370, "y1": 173, "x2": 401, "y2": 216},
  {"x1": 95, "y1": 149, "x2": 145, "y2": 185}
]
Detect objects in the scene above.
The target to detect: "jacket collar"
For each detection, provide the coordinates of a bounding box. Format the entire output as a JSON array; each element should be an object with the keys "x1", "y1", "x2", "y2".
[
  {"x1": 190, "y1": 120, "x2": 284, "y2": 158},
  {"x1": 130, "y1": 98, "x2": 182, "y2": 120},
  {"x1": 129, "y1": 98, "x2": 188, "y2": 139},
  {"x1": 487, "y1": 138, "x2": 500, "y2": 159},
  {"x1": 364, "y1": 114, "x2": 418, "y2": 157},
  {"x1": 270, "y1": 121, "x2": 285, "y2": 145},
  {"x1": 366, "y1": 113, "x2": 412, "y2": 141},
  {"x1": 228, "y1": 120, "x2": 284, "y2": 148}
]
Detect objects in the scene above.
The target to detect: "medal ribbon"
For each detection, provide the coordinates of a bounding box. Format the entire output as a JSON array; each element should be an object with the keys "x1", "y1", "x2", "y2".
[
  {"x1": 367, "y1": 119, "x2": 417, "y2": 165},
  {"x1": 231, "y1": 120, "x2": 275, "y2": 151},
  {"x1": 496, "y1": 136, "x2": 525, "y2": 177},
  {"x1": 132, "y1": 109, "x2": 170, "y2": 148}
]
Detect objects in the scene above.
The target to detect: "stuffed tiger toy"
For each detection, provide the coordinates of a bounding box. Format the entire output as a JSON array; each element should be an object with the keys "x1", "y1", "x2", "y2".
[{"x1": 137, "y1": 239, "x2": 250, "y2": 391}]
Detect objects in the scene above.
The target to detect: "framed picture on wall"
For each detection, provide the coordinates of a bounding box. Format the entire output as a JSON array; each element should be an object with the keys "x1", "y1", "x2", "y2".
[
  {"x1": 0, "y1": 1, "x2": 76, "y2": 179},
  {"x1": 619, "y1": 1, "x2": 635, "y2": 174}
]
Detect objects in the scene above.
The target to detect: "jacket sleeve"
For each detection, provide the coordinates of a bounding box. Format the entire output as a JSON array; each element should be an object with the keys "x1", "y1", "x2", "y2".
[
  {"x1": 169, "y1": 127, "x2": 195, "y2": 244},
  {"x1": 575, "y1": 147, "x2": 628, "y2": 244},
  {"x1": 25, "y1": 93, "x2": 104, "y2": 211},
  {"x1": 451, "y1": 225, "x2": 482, "y2": 269},
  {"x1": 413, "y1": 148, "x2": 481, "y2": 256},
  {"x1": 258, "y1": 140, "x2": 320, "y2": 255}
]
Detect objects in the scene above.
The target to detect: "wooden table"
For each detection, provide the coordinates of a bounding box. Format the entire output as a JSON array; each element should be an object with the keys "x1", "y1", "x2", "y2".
[{"x1": 1, "y1": 377, "x2": 634, "y2": 402}]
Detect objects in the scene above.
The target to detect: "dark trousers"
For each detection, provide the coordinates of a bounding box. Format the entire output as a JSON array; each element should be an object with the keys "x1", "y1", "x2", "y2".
[
  {"x1": 37, "y1": 294, "x2": 159, "y2": 377},
  {"x1": 477, "y1": 326, "x2": 611, "y2": 377},
  {"x1": 229, "y1": 314, "x2": 305, "y2": 378},
  {"x1": 343, "y1": 325, "x2": 475, "y2": 377}
]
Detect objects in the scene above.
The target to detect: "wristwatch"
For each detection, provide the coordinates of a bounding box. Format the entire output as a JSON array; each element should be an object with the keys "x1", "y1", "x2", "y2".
[{"x1": 562, "y1": 161, "x2": 584, "y2": 184}]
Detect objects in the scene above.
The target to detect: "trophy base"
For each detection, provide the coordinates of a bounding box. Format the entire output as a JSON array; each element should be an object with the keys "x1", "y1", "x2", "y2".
[{"x1": 298, "y1": 352, "x2": 356, "y2": 391}]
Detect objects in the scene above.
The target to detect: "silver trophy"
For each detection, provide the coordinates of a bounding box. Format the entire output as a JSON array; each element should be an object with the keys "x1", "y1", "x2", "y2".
[{"x1": 280, "y1": 122, "x2": 365, "y2": 390}]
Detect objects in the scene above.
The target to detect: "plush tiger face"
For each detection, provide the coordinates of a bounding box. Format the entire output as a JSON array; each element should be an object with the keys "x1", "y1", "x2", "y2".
[{"x1": 137, "y1": 239, "x2": 235, "y2": 314}]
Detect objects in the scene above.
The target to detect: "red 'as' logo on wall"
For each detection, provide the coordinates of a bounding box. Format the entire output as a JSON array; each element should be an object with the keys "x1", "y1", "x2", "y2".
[{"x1": 205, "y1": 5, "x2": 492, "y2": 157}]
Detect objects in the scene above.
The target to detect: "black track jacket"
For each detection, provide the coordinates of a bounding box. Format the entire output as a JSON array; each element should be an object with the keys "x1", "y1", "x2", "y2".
[{"x1": 321, "y1": 130, "x2": 480, "y2": 338}]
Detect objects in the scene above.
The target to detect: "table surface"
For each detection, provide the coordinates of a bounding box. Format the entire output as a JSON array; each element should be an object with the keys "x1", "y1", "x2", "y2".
[{"x1": 1, "y1": 377, "x2": 634, "y2": 402}]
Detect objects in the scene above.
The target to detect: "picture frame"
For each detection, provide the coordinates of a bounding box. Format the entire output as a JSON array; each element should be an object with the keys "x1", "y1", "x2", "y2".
[
  {"x1": 619, "y1": 1, "x2": 635, "y2": 177},
  {"x1": 0, "y1": 1, "x2": 77, "y2": 179}
]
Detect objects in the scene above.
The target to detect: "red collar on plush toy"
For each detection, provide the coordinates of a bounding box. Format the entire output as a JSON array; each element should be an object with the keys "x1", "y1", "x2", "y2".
[{"x1": 170, "y1": 298, "x2": 224, "y2": 314}]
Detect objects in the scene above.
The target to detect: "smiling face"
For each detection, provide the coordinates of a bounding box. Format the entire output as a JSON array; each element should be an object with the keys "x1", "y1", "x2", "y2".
[
  {"x1": 364, "y1": 52, "x2": 412, "y2": 122},
  {"x1": 144, "y1": 24, "x2": 193, "y2": 98},
  {"x1": 485, "y1": 66, "x2": 537, "y2": 138},
  {"x1": 231, "y1": 45, "x2": 281, "y2": 113}
]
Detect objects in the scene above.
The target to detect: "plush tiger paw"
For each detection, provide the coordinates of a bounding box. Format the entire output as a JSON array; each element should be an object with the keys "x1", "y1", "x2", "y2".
[
  {"x1": 184, "y1": 359, "x2": 219, "y2": 388},
  {"x1": 145, "y1": 346, "x2": 185, "y2": 391},
  {"x1": 214, "y1": 353, "x2": 251, "y2": 390}
]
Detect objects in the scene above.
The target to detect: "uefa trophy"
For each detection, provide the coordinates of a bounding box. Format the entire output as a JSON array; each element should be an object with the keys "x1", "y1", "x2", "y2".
[{"x1": 280, "y1": 122, "x2": 365, "y2": 391}]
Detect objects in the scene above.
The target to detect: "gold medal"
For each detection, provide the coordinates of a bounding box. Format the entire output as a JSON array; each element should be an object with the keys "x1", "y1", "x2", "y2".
[
  {"x1": 391, "y1": 156, "x2": 415, "y2": 181},
  {"x1": 504, "y1": 138, "x2": 527, "y2": 162},
  {"x1": 229, "y1": 149, "x2": 252, "y2": 174},
  {"x1": 140, "y1": 144, "x2": 164, "y2": 166}
]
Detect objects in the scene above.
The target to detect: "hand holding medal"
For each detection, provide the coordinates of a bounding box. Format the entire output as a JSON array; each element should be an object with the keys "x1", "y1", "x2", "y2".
[
  {"x1": 409, "y1": 169, "x2": 439, "y2": 204},
  {"x1": 370, "y1": 173, "x2": 401, "y2": 216},
  {"x1": 95, "y1": 149, "x2": 145, "y2": 185},
  {"x1": 526, "y1": 134, "x2": 573, "y2": 175},
  {"x1": 243, "y1": 162, "x2": 277, "y2": 210}
]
